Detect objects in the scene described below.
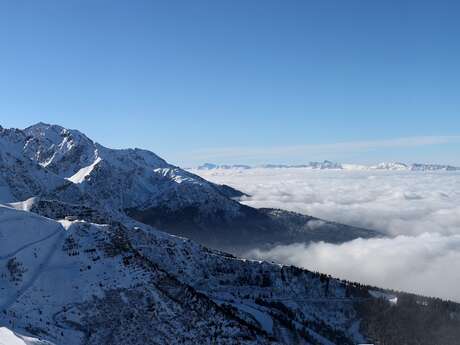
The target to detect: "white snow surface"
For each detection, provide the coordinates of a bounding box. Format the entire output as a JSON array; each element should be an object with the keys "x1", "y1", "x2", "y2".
[
  {"x1": 67, "y1": 157, "x2": 101, "y2": 184},
  {"x1": 369, "y1": 290, "x2": 398, "y2": 305},
  {"x1": 0, "y1": 203, "x2": 374, "y2": 344},
  {"x1": 0, "y1": 327, "x2": 53, "y2": 345}
]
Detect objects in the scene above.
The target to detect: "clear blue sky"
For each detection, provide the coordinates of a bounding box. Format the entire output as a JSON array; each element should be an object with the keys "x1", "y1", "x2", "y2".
[{"x1": 1, "y1": 0, "x2": 459, "y2": 166}]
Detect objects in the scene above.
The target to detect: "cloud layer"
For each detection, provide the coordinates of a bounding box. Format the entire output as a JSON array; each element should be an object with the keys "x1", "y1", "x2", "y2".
[
  {"x1": 193, "y1": 168, "x2": 460, "y2": 301},
  {"x1": 196, "y1": 168, "x2": 460, "y2": 236},
  {"x1": 249, "y1": 234, "x2": 460, "y2": 302}
]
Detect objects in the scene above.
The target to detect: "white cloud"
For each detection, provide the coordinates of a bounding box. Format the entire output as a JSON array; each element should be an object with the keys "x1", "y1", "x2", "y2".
[
  {"x1": 248, "y1": 234, "x2": 460, "y2": 302},
  {"x1": 194, "y1": 168, "x2": 460, "y2": 301},
  {"x1": 196, "y1": 168, "x2": 460, "y2": 236}
]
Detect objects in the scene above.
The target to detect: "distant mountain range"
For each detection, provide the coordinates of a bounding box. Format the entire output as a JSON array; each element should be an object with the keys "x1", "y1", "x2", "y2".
[
  {"x1": 1, "y1": 123, "x2": 459, "y2": 345},
  {"x1": 194, "y1": 160, "x2": 460, "y2": 171}
]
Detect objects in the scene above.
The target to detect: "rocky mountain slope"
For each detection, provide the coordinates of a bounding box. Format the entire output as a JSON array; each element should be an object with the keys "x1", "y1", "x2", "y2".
[
  {"x1": 1, "y1": 204, "x2": 459, "y2": 345},
  {"x1": 0, "y1": 123, "x2": 379, "y2": 253}
]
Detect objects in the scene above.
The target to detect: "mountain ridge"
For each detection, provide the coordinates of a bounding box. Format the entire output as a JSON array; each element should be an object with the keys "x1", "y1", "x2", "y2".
[{"x1": 192, "y1": 161, "x2": 460, "y2": 171}]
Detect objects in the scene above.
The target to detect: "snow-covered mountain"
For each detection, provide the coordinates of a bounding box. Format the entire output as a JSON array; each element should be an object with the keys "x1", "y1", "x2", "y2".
[
  {"x1": 196, "y1": 161, "x2": 343, "y2": 170},
  {"x1": 365, "y1": 162, "x2": 460, "y2": 171},
  {"x1": 0, "y1": 123, "x2": 378, "y2": 253},
  {"x1": 356, "y1": 162, "x2": 460, "y2": 171},
  {"x1": 1, "y1": 123, "x2": 460, "y2": 344},
  {"x1": 0, "y1": 126, "x2": 77, "y2": 204},
  {"x1": 371, "y1": 162, "x2": 409, "y2": 170},
  {"x1": 194, "y1": 161, "x2": 460, "y2": 171},
  {"x1": 409, "y1": 163, "x2": 460, "y2": 171},
  {"x1": 21, "y1": 123, "x2": 242, "y2": 214},
  {"x1": 197, "y1": 163, "x2": 252, "y2": 170},
  {"x1": 1, "y1": 204, "x2": 459, "y2": 345}
]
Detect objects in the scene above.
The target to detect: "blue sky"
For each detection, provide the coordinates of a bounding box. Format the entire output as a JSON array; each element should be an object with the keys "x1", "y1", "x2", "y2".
[{"x1": 1, "y1": 0, "x2": 459, "y2": 166}]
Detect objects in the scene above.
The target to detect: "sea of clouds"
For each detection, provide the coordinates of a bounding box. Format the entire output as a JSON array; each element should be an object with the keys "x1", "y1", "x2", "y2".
[{"x1": 192, "y1": 168, "x2": 460, "y2": 301}]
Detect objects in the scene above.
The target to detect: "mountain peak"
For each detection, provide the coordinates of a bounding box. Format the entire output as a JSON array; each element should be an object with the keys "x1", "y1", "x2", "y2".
[
  {"x1": 28, "y1": 121, "x2": 52, "y2": 127},
  {"x1": 25, "y1": 122, "x2": 90, "y2": 142},
  {"x1": 25, "y1": 121, "x2": 62, "y2": 133}
]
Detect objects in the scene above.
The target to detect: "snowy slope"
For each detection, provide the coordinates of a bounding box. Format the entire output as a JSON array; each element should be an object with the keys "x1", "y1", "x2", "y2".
[
  {"x1": 0, "y1": 205, "x2": 276, "y2": 344},
  {"x1": 0, "y1": 205, "x2": 459, "y2": 345},
  {"x1": 0, "y1": 327, "x2": 53, "y2": 345}
]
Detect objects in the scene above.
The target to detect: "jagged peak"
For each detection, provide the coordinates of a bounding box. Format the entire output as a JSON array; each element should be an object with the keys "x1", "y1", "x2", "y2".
[
  {"x1": 25, "y1": 122, "x2": 92, "y2": 144},
  {"x1": 21, "y1": 124, "x2": 167, "y2": 170},
  {"x1": 27, "y1": 121, "x2": 52, "y2": 128},
  {"x1": 25, "y1": 121, "x2": 63, "y2": 135}
]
